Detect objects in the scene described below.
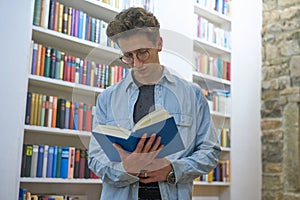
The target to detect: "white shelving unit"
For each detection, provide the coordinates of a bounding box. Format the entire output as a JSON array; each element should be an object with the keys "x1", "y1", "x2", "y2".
[{"x1": 192, "y1": 2, "x2": 232, "y2": 200}]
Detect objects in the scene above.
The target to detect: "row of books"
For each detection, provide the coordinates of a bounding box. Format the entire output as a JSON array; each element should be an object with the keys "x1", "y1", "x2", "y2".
[
  {"x1": 21, "y1": 144, "x2": 98, "y2": 179},
  {"x1": 25, "y1": 92, "x2": 95, "y2": 131},
  {"x1": 33, "y1": 0, "x2": 116, "y2": 47},
  {"x1": 101, "y1": 0, "x2": 155, "y2": 12},
  {"x1": 19, "y1": 188, "x2": 87, "y2": 200},
  {"x1": 30, "y1": 41, "x2": 128, "y2": 88},
  {"x1": 218, "y1": 128, "x2": 230, "y2": 148},
  {"x1": 197, "y1": 16, "x2": 231, "y2": 50},
  {"x1": 194, "y1": 52, "x2": 231, "y2": 81},
  {"x1": 195, "y1": 160, "x2": 230, "y2": 182},
  {"x1": 195, "y1": 0, "x2": 232, "y2": 17},
  {"x1": 203, "y1": 89, "x2": 231, "y2": 114}
]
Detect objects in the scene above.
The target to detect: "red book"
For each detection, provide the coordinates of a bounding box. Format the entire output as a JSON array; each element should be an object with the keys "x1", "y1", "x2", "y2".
[
  {"x1": 79, "y1": 148, "x2": 86, "y2": 178},
  {"x1": 82, "y1": 60, "x2": 87, "y2": 85},
  {"x1": 53, "y1": 1, "x2": 59, "y2": 31},
  {"x1": 78, "y1": 102, "x2": 84, "y2": 130},
  {"x1": 85, "y1": 103, "x2": 92, "y2": 132},
  {"x1": 227, "y1": 62, "x2": 231, "y2": 81},
  {"x1": 69, "y1": 101, "x2": 75, "y2": 129},
  {"x1": 63, "y1": 54, "x2": 68, "y2": 81},
  {"x1": 70, "y1": 56, "x2": 76, "y2": 83},
  {"x1": 68, "y1": 147, "x2": 75, "y2": 178}
]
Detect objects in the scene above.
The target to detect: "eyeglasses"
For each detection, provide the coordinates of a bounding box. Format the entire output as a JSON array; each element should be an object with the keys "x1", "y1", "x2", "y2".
[{"x1": 119, "y1": 48, "x2": 151, "y2": 65}]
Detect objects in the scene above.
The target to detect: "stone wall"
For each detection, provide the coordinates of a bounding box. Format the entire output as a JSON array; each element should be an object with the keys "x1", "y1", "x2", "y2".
[{"x1": 262, "y1": 0, "x2": 300, "y2": 199}]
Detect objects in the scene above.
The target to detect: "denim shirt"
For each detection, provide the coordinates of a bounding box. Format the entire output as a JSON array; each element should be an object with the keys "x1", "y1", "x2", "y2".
[{"x1": 88, "y1": 66, "x2": 221, "y2": 200}]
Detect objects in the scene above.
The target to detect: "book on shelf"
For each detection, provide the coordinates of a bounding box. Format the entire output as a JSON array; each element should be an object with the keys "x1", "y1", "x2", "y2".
[{"x1": 92, "y1": 109, "x2": 184, "y2": 162}]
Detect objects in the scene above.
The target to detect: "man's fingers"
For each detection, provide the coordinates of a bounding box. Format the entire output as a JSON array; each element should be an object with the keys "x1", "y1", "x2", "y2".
[
  {"x1": 134, "y1": 133, "x2": 147, "y2": 153},
  {"x1": 142, "y1": 133, "x2": 156, "y2": 153}
]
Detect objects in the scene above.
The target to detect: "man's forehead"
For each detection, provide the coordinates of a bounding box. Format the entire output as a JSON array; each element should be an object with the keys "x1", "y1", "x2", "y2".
[{"x1": 117, "y1": 34, "x2": 157, "y2": 53}]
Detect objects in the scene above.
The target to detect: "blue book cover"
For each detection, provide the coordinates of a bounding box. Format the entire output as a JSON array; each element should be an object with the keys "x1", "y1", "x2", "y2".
[
  {"x1": 92, "y1": 109, "x2": 184, "y2": 162},
  {"x1": 78, "y1": 11, "x2": 83, "y2": 39},
  {"x1": 79, "y1": 60, "x2": 83, "y2": 84},
  {"x1": 74, "y1": 102, "x2": 79, "y2": 130},
  {"x1": 86, "y1": 61, "x2": 91, "y2": 86},
  {"x1": 36, "y1": 145, "x2": 44, "y2": 177},
  {"x1": 46, "y1": 146, "x2": 54, "y2": 177},
  {"x1": 52, "y1": 146, "x2": 58, "y2": 178},
  {"x1": 71, "y1": 8, "x2": 76, "y2": 36},
  {"x1": 31, "y1": 43, "x2": 38, "y2": 75},
  {"x1": 60, "y1": 146, "x2": 69, "y2": 178},
  {"x1": 90, "y1": 18, "x2": 96, "y2": 42},
  {"x1": 48, "y1": 0, "x2": 55, "y2": 30},
  {"x1": 19, "y1": 188, "x2": 27, "y2": 200}
]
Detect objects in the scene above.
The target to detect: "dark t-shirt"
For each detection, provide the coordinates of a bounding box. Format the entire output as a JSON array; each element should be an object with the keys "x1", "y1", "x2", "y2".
[{"x1": 133, "y1": 84, "x2": 162, "y2": 200}]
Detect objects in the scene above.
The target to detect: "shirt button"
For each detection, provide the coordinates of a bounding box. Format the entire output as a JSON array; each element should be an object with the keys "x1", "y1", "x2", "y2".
[{"x1": 132, "y1": 184, "x2": 137, "y2": 188}]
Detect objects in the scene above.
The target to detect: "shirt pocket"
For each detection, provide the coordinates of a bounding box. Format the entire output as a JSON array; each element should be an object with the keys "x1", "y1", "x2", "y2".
[
  {"x1": 105, "y1": 118, "x2": 132, "y2": 130},
  {"x1": 171, "y1": 113, "x2": 193, "y2": 127}
]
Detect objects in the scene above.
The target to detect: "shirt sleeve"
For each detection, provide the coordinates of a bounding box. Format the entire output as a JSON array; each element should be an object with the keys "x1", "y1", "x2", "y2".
[{"x1": 88, "y1": 91, "x2": 139, "y2": 187}]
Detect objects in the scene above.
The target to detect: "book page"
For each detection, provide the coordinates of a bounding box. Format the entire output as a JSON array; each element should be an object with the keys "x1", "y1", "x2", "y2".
[
  {"x1": 133, "y1": 109, "x2": 170, "y2": 131},
  {"x1": 93, "y1": 125, "x2": 131, "y2": 139}
]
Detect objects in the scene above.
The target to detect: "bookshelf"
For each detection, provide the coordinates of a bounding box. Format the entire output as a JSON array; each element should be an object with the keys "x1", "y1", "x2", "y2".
[
  {"x1": 191, "y1": 1, "x2": 232, "y2": 200},
  {"x1": 17, "y1": 0, "x2": 232, "y2": 199},
  {"x1": 19, "y1": 0, "x2": 124, "y2": 199}
]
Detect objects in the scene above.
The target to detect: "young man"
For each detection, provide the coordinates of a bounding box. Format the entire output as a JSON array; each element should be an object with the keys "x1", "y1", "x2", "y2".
[{"x1": 88, "y1": 7, "x2": 221, "y2": 200}]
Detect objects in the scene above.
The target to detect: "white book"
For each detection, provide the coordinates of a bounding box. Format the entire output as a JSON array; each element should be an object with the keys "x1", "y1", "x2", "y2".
[
  {"x1": 47, "y1": 96, "x2": 53, "y2": 127},
  {"x1": 30, "y1": 145, "x2": 39, "y2": 177},
  {"x1": 43, "y1": 0, "x2": 50, "y2": 28},
  {"x1": 42, "y1": 145, "x2": 49, "y2": 177}
]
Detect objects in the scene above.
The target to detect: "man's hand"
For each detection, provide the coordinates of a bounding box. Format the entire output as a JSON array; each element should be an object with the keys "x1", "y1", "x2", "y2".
[
  {"x1": 139, "y1": 158, "x2": 173, "y2": 184},
  {"x1": 113, "y1": 133, "x2": 163, "y2": 176}
]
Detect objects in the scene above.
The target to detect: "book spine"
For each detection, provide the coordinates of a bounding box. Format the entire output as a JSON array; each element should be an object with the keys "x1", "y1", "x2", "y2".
[
  {"x1": 24, "y1": 144, "x2": 33, "y2": 177},
  {"x1": 69, "y1": 101, "x2": 75, "y2": 130},
  {"x1": 59, "y1": 99, "x2": 66, "y2": 128},
  {"x1": 36, "y1": 145, "x2": 44, "y2": 177},
  {"x1": 30, "y1": 144, "x2": 39, "y2": 177},
  {"x1": 73, "y1": 148, "x2": 80, "y2": 178},
  {"x1": 56, "y1": 146, "x2": 62, "y2": 177},
  {"x1": 46, "y1": 146, "x2": 54, "y2": 177},
  {"x1": 31, "y1": 43, "x2": 38, "y2": 75},
  {"x1": 59, "y1": 52, "x2": 65, "y2": 80},
  {"x1": 47, "y1": 96, "x2": 53, "y2": 127},
  {"x1": 60, "y1": 146, "x2": 69, "y2": 178},
  {"x1": 25, "y1": 92, "x2": 32, "y2": 125},
  {"x1": 42, "y1": 145, "x2": 49, "y2": 177},
  {"x1": 51, "y1": 96, "x2": 58, "y2": 128},
  {"x1": 62, "y1": 5, "x2": 68, "y2": 34},
  {"x1": 33, "y1": 0, "x2": 42, "y2": 26},
  {"x1": 51, "y1": 146, "x2": 58, "y2": 178},
  {"x1": 42, "y1": 0, "x2": 50, "y2": 29},
  {"x1": 36, "y1": 94, "x2": 42, "y2": 126},
  {"x1": 79, "y1": 148, "x2": 85, "y2": 178},
  {"x1": 54, "y1": 50, "x2": 61, "y2": 79},
  {"x1": 48, "y1": 0, "x2": 55, "y2": 29},
  {"x1": 64, "y1": 100, "x2": 70, "y2": 129},
  {"x1": 78, "y1": 102, "x2": 84, "y2": 131},
  {"x1": 68, "y1": 147, "x2": 75, "y2": 178}
]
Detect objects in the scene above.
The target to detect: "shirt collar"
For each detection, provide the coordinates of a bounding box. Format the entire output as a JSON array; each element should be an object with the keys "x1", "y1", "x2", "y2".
[{"x1": 123, "y1": 65, "x2": 176, "y2": 92}]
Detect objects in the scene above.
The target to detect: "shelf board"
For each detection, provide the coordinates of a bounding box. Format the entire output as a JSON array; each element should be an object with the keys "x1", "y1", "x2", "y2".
[
  {"x1": 192, "y1": 71, "x2": 231, "y2": 86},
  {"x1": 56, "y1": 0, "x2": 119, "y2": 22},
  {"x1": 193, "y1": 38, "x2": 231, "y2": 61},
  {"x1": 28, "y1": 74, "x2": 104, "y2": 94},
  {"x1": 32, "y1": 26, "x2": 121, "y2": 65},
  {"x1": 24, "y1": 125, "x2": 91, "y2": 137},
  {"x1": 20, "y1": 177, "x2": 102, "y2": 184},
  {"x1": 210, "y1": 110, "x2": 231, "y2": 118},
  {"x1": 193, "y1": 181, "x2": 230, "y2": 186},
  {"x1": 194, "y1": 4, "x2": 231, "y2": 31}
]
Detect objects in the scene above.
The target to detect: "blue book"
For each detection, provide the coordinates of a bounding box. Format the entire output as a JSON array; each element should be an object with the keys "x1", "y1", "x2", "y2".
[
  {"x1": 92, "y1": 109, "x2": 185, "y2": 162},
  {"x1": 46, "y1": 146, "x2": 54, "y2": 177},
  {"x1": 74, "y1": 102, "x2": 79, "y2": 130},
  {"x1": 90, "y1": 18, "x2": 96, "y2": 42},
  {"x1": 19, "y1": 188, "x2": 27, "y2": 200},
  {"x1": 86, "y1": 61, "x2": 91, "y2": 86},
  {"x1": 78, "y1": 11, "x2": 83, "y2": 39},
  {"x1": 36, "y1": 145, "x2": 44, "y2": 177},
  {"x1": 60, "y1": 146, "x2": 69, "y2": 178},
  {"x1": 31, "y1": 43, "x2": 38, "y2": 75},
  {"x1": 48, "y1": 0, "x2": 55, "y2": 30},
  {"x1": 52, "y1": 146, "x2": 58, "y2": 178}
]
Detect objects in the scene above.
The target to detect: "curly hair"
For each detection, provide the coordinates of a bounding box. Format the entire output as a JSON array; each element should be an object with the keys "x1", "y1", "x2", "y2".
[{"x1": 106, "y1": 7, "x2": 160, "y2": 44}]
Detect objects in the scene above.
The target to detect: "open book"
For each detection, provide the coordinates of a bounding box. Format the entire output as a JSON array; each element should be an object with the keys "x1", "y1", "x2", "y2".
[{"x1": 92, "y1": 109, "x2": 185, "y2": 162}]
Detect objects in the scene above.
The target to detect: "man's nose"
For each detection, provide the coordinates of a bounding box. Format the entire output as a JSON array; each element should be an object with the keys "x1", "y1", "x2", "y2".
[{"x1": 132, "y1": 54, "x2": 143, "y2": 67}]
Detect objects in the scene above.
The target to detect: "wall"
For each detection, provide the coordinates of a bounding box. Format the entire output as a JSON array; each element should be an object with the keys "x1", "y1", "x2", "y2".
[
  {"x1": 231, "y1": 0, "x2": 262, "y2": 200},
  {"x1": 0, "y1": 0, "x2": 33, "y2": 199},
  {"x1": 262, "y1": 0, "x2": 300, "y2": 199}
]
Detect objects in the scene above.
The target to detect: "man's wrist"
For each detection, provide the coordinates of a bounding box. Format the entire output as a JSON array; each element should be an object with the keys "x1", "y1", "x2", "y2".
[{"x1": 166, "y1": 165, "x2": 176, "y2": 184}]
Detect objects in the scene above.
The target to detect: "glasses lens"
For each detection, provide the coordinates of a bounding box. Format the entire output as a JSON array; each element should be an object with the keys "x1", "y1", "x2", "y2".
[
  {"x1": 120, "y1": 56, "x2": 133, "y2": 64},
  {"x1": 136, "y1": 49, "x2": 150, "y2": 61}
]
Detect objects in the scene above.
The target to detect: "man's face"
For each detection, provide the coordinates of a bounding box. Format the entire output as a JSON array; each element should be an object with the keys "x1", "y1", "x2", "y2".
[{"x1": 118, "y1": 33, "x2": 162, "y2": 81}]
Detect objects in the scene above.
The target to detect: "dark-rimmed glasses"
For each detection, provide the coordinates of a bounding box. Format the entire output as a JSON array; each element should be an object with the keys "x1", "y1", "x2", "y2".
[{"x1": 119, "y1": 48, "x2": 151, "y2": 65}]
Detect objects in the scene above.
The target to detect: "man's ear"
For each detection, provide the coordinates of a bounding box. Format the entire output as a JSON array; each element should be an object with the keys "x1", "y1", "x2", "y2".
[{"x1": 157, "y1": 37, "x2": 163, "y2": 52}]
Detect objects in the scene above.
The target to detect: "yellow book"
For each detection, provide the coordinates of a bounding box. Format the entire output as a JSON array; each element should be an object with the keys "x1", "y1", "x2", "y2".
[
  {"x1": 30, "y1": 93, "x2": 36, "y2": 125},
  {"x1": 58, "y1": 4, "x2": 64, "y2": 33}
]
